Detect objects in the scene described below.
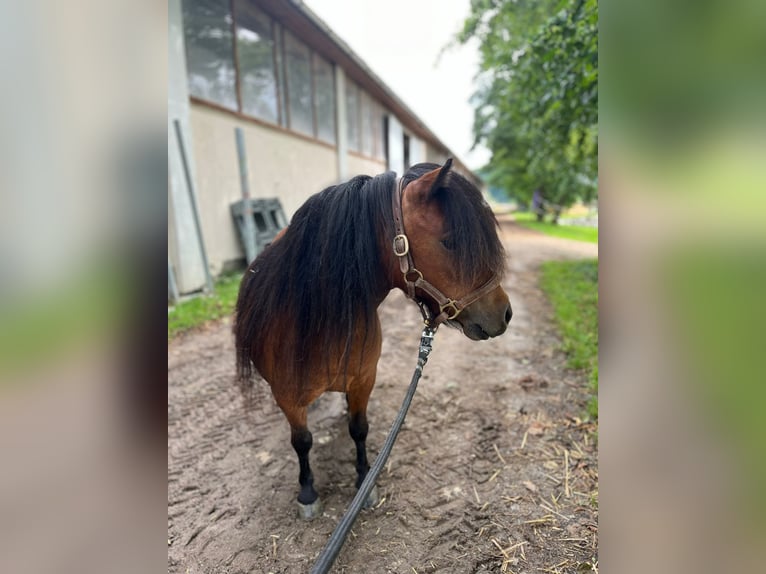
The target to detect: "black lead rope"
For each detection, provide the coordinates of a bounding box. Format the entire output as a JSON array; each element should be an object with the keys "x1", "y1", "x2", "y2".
[{"x1": 309, "y1": 324, "x2": 437, "y2": 574}]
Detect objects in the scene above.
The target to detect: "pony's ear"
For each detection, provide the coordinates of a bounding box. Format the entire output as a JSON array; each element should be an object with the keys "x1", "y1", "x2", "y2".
[{"x1": 410, "y1": 159, "x2": 453, "y2": 202}]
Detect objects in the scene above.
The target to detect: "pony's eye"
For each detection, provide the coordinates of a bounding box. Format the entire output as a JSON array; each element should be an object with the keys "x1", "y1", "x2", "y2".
[{"x1": 440, "y1": 237, "x2": 456, "y2": 251}]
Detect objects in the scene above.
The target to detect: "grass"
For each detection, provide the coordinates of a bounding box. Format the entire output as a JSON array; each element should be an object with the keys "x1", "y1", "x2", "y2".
[
  {"x1": 513, "y1": 211, "x2": 598, "y2": 243},
  {"x1": 540, "y1": 259, "x2": 599, "y2": 420},
  {"x1": 168, "y1": 272, "x2": 243, "y2": 339}
]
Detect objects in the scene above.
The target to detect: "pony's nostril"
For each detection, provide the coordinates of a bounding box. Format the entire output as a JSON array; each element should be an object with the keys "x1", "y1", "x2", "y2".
[{"x1": 504, "y1": 305, "x2": 513, "y2": 325}]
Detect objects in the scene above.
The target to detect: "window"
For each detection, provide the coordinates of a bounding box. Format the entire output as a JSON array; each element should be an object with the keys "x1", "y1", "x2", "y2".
[
  {"x1": 313, "y1": 54, "x2": 336, "y2": 144},
  {"x1": 183, "y1": 1, "x2": 338, "y2": 144},
  {"x1": 273, "y1": 25, "x2": 287, "y2": 127},
  {"x1": 284, "y1": 31, "x2": 313, "y2": 136},
  {"x1": 403, "y1": 133, "x2": 411, "y2": 170},
  {"x1": 183, "y1": 0, "x2": 237, "y2": 110},
  {"x1": 345, "y1": 81, "x2": 360, "y2": 152},
  {"x1": 360, "y1": 90, "x2": 374, "y2": 157},
  {"x1": 236, "y1": 5, "x2": 278, "y2": 123},
  {"x1": 347, "y1": 84, "x2": 385, "y2": 159},
  {"x1": 372, "y1": 100, "x2": 386, "y2": 160}
]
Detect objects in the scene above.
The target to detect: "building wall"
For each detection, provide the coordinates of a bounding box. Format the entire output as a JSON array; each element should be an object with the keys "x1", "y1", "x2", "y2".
[
  {"x1": 169, "y1": 0, "x2": 206, "y2": 293},
  {"x1": 168, "y1": 190, "x2": 180, "y2": 280},
  {"x1": 179, "y1": 106, "x2": 462, "y2": 280},
  {"x1": 425, "y1": 142, "x2": 448, "y2": 165},
  {"x1": 189, "y1": 103, "x2": 339, "y2": 274},
  {"x1": 347, "y1": 153, "x2": 386, "y2": 177},
  {"x1": 409, "y1": 135, "x2": 427, "y2": 167},
  {"x1": 173, "y1": 1, "x2": 481, "y2": 289}
]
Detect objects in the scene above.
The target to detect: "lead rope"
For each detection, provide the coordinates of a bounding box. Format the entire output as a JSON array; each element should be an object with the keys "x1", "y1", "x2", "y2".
[{"x1": 309, "y1": 324, "x2": 437, "y2": 574}]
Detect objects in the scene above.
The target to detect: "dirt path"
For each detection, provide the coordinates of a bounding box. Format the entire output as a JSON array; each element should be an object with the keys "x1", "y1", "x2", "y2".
[{"x1": 168, "y1": 220, "x2": 598, "y2": 573}]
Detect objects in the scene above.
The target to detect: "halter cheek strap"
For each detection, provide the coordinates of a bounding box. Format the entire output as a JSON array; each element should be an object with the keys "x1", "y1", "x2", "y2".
[{"x1": 391, "y1": 177, "x2": 501, "y2": 327}]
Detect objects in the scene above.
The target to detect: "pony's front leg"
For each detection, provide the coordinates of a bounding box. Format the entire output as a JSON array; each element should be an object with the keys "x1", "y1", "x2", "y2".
[
  {"x1": 347, "y1": 377, "x2": 379, "y2": 509},
  {"x1": 282, "y1": 404, "x2": 322, "y2": 519}
]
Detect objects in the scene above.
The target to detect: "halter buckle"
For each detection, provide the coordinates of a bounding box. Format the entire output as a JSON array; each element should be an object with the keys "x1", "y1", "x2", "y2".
[
  {"x1": 439, "y1": 300, "x2": 461, "y2": 320},
  {"x1": 393, "y1": 234, "x2": 409, "y2": 257},
  {"x1": 404, "y1": 268, "x2": 423, "y2": 283}
]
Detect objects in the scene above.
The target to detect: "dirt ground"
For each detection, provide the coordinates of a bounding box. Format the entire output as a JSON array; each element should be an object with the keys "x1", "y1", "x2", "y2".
[{"x1": 168, "y1": 219, "x2": 599, "y2": 573}]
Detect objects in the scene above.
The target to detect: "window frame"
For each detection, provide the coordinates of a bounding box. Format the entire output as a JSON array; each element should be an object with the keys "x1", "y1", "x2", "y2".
[
  {"x1": 183, "y1": 0, "x2": 390, "y2": 159},
  {"x1": 282, "y1": 28, "x2": 316, "y2": 138},
  {"x1": 312, "y1": 52, "x2": 337, "y2": 145},
  {"x1": 232, "y1": 2, "x2": 282, "y2": 125},
  {"x1": 345, "y1": 79, "x2": 361, "y2": 153},
  {"x1": 183, "y1": 0, "x2": 240, "y2": 112}
]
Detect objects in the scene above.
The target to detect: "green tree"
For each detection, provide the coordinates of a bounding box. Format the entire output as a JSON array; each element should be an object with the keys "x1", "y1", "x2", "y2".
[{"x1": 460, "y1": 0, "x2": 597, "y2": 221}]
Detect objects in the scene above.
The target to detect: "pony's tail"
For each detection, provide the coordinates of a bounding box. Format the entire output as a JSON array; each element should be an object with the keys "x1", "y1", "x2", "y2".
[{"x1": 233, "y1": 268, "x2": 258, "y2": 401}]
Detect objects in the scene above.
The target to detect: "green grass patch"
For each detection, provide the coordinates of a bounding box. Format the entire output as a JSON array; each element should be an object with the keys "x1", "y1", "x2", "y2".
[
  {"x1": 540, "y1": 259, "x2": 599, "y2": 420},
  {"x1": 168, "y1": 272, "x2": 243, "y2": 339},
  {"x1": 513, "y1": 211, "x2": 598, "y2": 243}
]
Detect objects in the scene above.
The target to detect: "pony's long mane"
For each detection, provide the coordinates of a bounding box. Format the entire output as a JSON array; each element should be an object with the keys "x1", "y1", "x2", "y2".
[
  {"x1": 234, "y1": 163, "x2": 505, "y2": 391},
  {"x1": 235, "y1": 171, "x2": 397, "y2": 390}
]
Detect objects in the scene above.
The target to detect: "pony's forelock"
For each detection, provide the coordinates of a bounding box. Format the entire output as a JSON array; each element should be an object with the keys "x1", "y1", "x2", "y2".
[{"x1": 403, "y1": 163, "x2": 506, "y2": 284}]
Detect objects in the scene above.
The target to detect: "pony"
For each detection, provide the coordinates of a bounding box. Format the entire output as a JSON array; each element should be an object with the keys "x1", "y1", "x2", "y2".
[{"x1": 234, "y1": 160, "x2": 512, "y2": 518}]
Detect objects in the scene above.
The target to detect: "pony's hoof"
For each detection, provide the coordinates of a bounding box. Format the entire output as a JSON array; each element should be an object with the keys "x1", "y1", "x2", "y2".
[
  {"x1": 296, "y1": 498, "x2": 323, "y2": 520},
  {"x1": 363, "y1": 485, "x2": 380, "y2": 509}
]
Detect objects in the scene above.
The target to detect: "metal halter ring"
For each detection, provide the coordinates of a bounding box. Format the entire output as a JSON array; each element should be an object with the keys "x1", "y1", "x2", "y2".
[
  {"x1": 439, "y1": 300, "x2": 461, "y2": 320},
  {"x1": 393, "y1": 234, "x2": 409, "y2": 257},
  {"x1": 404, "y1": 268, "x2": 423, "y2": 283}
]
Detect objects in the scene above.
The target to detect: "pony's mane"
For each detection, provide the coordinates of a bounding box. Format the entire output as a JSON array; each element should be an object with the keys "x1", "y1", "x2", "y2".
[
  {"x1": 235, "y1": 171, "x2": 397, "y2": 389},
  {"x1": 234, "y1": 163, "x2": 505, "y2": 390}
]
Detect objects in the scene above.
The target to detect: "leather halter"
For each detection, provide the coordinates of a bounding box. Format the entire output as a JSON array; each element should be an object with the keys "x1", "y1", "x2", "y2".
[{"x1": 391, "y1": 177, "x2": 501, "y2": 327}]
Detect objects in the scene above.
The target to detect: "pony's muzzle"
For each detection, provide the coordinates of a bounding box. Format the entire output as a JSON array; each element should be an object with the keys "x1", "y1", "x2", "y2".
[{"x1": 459, "y1": 292, "x2": 512, "y2": 340}]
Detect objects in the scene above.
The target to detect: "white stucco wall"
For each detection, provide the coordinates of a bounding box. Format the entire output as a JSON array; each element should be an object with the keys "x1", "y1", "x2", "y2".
[
  {"x1": 189, "y1": 103, "x2": 339, "y2": 274},
  {"x1": 425, "y1": 143, "x2": 448, "y2": 165},
  {"x1": 347, "y1": 154, "x2": 387, "y2": 177},
  {"x1": 169, "y1": 0, "x2": 207, "y2": 293},
  {"x1": 408, "y1": 135, "x2": 426, "y2": 166},
  {"x1": 387, "y1": 114, "x2": 404, "y2": 175}
]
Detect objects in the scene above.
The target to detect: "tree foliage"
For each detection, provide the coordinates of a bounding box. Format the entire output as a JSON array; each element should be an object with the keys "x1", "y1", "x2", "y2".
[{"x1": 460, "y1": 0, "x2": 598, "y2": 209}]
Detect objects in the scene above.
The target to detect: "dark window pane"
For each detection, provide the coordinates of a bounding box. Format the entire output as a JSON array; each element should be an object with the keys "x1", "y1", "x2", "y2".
[
  {"x1": 183, "y1": 0, "x2": 237, "y2": 110},
  {"x1": 345, "y1": 81, "x2": 360, "y2": 151},
  {"x1": 374, "y1": 103, "x2": 386, "y2": 159},
  {"x1": 274, "y1": 26, "x2": 287, "y2": 127},
  {"x1": 284, "y1": 31, "x2": 313, "y2": 136},
  {"x1": 314, "y1": 55, "x2": 336, "y2": 144},
  {"x1": 360, "y1": 90, "x2": 374, "y2": 157},
  {"x1": 236, "y1": 5, "x2": 278, "y2": 123}
]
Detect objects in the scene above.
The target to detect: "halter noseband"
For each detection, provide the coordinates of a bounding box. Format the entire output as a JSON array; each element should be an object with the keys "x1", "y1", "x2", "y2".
[{"x1": 391, "y1": 177, "x2": 501, "y2": 327}]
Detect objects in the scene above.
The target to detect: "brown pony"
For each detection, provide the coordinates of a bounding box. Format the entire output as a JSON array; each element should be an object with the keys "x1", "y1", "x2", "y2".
[{"x1": 234, "y1": 160, "x2": 511, "y2": 518}]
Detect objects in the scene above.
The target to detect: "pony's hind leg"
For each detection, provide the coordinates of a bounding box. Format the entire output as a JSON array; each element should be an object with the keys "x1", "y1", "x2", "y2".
[
  {"x1": 281, "y1": 403, "x2": 323, "y2": 519},
  {"x1": 348, "y1": 409, "x2": 369, "y2": 489},
  {"x1": 347, "y1": 378, "x2": 380, "y2": 509}
]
